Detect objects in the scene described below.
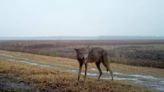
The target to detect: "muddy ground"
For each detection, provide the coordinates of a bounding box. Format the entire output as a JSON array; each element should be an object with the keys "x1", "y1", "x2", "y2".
[{"x1": 0, "y1": 74, "x2": 37, "y2": 92}]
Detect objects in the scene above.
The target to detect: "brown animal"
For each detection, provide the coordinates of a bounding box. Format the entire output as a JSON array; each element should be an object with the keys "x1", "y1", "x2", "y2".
[
  {"x1": 74, "y1": 47, "x2": 113, "y2": 81},
  {"x1": 74, "y1": 48, "x2": 88, "y2": 81}
]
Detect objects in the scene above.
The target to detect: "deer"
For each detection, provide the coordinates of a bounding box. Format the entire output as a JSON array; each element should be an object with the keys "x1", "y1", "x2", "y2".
[{"x1": 74, "y1": 47, "x2": 113, "y2": 81}]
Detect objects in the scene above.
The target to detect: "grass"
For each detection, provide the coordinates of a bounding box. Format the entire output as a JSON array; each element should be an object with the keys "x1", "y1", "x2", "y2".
[
  {"x1": 1, "y1": 50, "x2": 164, "y2": 77},
  {"x1": 0, "y1": 40, "x2": 164, "y2": 68},
  {"x1": 0, "y1": 60, "x2": 150, "y2": 92}
]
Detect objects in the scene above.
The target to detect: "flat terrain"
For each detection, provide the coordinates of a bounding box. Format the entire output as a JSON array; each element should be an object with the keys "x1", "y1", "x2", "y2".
[
  {"x1": 0, "y1": 50, "x2": 164, "y2": 92},
  {"x1": 0, "y1": 40, "x2": 164, "y2": 68}
]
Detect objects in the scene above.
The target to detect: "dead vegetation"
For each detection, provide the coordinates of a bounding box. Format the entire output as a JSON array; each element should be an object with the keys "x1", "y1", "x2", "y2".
[
  {"x1": 1, "y1": 50, "x2": 164, "y2": 77},
  {"x1": 0, "y1": 60, "x2": 150, "y2": 92},
  {"x1": 0, "y1": 40, "x2": 164, "y2": 68}
]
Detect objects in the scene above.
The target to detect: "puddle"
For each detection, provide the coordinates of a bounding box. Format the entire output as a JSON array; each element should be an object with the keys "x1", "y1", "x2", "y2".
[
  {"x1": 0, "y1": 53, "x2": 164, "y2": 92},
  {"x1": 81, "y1": 68, "x2": 164, "y2": 92},
  {"x1": 90, "y1": 68, "x2": 97, "y2": 71},
  {"x1": 0, "y1": 53, "x2": 15, "y2": 58},
  {"x1": 81, "y1": 72, "x2": 98, "y2": 77}
]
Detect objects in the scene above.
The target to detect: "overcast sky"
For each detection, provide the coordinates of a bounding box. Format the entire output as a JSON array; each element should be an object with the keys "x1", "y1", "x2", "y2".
[{"x1": 0, "y1": 0, "x2": 164, "y2": 37}]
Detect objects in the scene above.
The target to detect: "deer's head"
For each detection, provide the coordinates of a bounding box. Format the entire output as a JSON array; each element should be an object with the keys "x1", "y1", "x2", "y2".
[{"x1": 74, "y1": 48, "x2": 88, "y2": 63}]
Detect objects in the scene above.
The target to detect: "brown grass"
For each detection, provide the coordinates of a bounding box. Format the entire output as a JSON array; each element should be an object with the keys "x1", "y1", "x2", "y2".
[
  {"x1": 1, "y1": 50, "x2": 164, "y2": 77},
  {"x1": 0, "y1": 40, "x2": 164, "y2": 68},
  {"x1": 0, "y1": 60, "x2": 150, "y2": 92}
]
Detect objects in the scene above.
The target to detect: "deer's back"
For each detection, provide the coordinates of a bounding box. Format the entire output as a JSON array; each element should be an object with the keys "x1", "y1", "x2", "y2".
[{"x1": 87, "y1": 47, "x2": 107, "y2": 63}]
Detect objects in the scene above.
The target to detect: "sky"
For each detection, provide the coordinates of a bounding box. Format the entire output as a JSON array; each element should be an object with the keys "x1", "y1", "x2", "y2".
[{"x1": 0, "y1": 0, "x2": 164, "y2": 37}]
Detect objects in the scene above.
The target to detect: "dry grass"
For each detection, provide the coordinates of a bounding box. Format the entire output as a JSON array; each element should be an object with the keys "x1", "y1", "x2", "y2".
[
  {"x1": 1, "y1": 50, "x2": 164, "y2": 77},
  {"x1": 0, "y1": 60, "x2": 150, "y2": 92},
  {"x1": 1, "y1": 40, "x2": 164, "y2": 68}
]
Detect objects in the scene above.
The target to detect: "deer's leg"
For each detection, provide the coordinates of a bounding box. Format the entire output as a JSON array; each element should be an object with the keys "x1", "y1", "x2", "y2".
[
  {"x1": 78, "y1": 62, "x2": 83, "y2": 81},
  {"x1": 96, "y1": 62, "x2": 102, "y2": 80},
  {"x1": 102, "y1": 62, "x2": 113, "y2": 81},
  {"x1": 109, "y1": 67, "x2": 113, "y2": 81},
  {"x1": 84, "y1": 63, "x2": 88, "y2": 81}
]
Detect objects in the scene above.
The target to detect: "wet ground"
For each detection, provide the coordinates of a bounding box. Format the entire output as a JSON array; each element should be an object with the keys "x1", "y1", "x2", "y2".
[
  {"x1": 0, "y1": 74, "x2": 35, "y2": 92},
  {"x1": 0, "y1": 53, "x2": 164, "y2": 92}
]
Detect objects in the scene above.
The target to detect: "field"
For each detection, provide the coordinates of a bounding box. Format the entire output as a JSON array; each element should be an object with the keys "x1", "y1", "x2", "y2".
[
  {"x1": 0, "y1": 40, "x2": 164, "y2": 92},
  {"x1": 0, "y1": 40, "x2": 164, "y2": 68},
  {"x1": 0, "y1": 50, "x2": 152, "y2": 92}
]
